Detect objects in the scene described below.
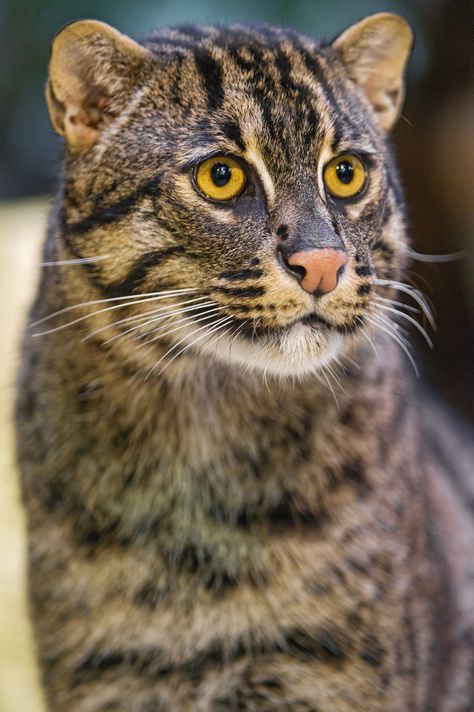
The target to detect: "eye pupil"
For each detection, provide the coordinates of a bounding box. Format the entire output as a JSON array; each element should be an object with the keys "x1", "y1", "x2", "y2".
[
  {"x1": 336, "y1": 160, "x2": 354, "y2": 184},
  {"x1": 211, "y1": 162, "x2": 231, "y2": 187}
]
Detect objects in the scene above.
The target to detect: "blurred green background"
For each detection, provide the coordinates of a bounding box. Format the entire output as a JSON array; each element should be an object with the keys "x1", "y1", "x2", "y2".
[{"x1": 1, "y1": 0, "x2": 473, "y2": 421}]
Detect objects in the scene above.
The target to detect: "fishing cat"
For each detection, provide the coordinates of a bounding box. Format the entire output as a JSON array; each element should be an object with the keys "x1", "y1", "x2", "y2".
[{"x1": 16, "y1": 12, "x2": 474, "y2": 711}]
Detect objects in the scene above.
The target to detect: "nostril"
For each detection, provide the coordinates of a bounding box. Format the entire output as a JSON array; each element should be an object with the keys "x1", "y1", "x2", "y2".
[
  {"x1": 285, "y1": 248, "x2": 347, "y2": 296},
  {"x1": 287, "y1": 261, "x2": 307, "y2": 281},
  {"x1": 336, "y1": 263, "x2": 346, "y2": 281},
  {"x1": 279, "y1": 249, "x2": 307, "y2": 281}
]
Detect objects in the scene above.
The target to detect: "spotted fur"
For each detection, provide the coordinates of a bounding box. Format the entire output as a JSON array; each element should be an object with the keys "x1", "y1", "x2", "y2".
[{"x1": 16, "y1": 14, "x2": 473, "y2": 711}]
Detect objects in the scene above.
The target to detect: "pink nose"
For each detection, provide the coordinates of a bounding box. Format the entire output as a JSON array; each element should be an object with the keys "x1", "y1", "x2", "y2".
[{"x1": 287, "y1": 248, "x2": 347, "y2": 295}]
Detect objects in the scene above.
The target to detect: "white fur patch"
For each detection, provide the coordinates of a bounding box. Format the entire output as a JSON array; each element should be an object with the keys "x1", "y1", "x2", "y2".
[{"x1": 199, "y1": 322, "x2": 343, "y2": 379}]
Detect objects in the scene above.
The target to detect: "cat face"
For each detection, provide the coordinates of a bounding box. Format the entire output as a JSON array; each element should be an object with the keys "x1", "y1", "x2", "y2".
[{"x1": 47, "y1": 16, "x2": 412, "y2": 377}]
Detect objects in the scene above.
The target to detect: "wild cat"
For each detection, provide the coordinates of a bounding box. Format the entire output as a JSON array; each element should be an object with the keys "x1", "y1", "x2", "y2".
[{"x1": 16, "y1": 12, "x2": 474, "y2": 711}]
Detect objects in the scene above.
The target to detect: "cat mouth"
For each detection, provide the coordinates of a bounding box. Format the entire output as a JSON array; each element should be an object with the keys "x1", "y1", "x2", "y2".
[
  {"x1": 200, "y1": 311, "x2": 343, "y2": 377},
  {"x1": 235, "y1": 312, "x2": 334, "y2": 341}
]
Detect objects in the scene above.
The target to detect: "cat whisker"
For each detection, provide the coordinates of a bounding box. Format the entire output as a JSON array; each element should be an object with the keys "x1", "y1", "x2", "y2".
[
  {"x1": 227, "y1": 321, "x2": 247, "y2": 364},
  {"x1": 374, "y1": 303, "x2": 434, "y2": 348},
  {"x1": 374, "y1": 295, "x2": 420, "y2": 314},
  {"x1": 373, "y1": 278, "x2": 436, "y2": 330},
  {"x1": 356, "y1": 317, "x2": 380, "y2": 359},
  {"x1": 84, "y1": 299, "x2": 215, "y2": 343},
  {"x1": 30, "y1": 288, "x2": 199, "y2": 328},
  {"x1": 149, "y1": 316, "x2": 235, "y2": 379},
  {"x1": 32, "y1": 293, "x2": 207, "y2": 337},
  {"x1": 318, "y1": 365, "x2": 340, "y2": 409},
  {"x1": 406, "y1": 272, "x2": 437, "y2": 320},
  {"x1": 374, "y1": 312, "x2": 410, "y2": 339},
  {"x1": 136, "y1": 307, "x2": 222, "y2": 349},
  {"x1": 366, "y1": 314, "x2": 419, "y2": 377},
  {"x1": 327, "y1": 361, "x2": 347, "y2": 394},
  {"x1": 203, "y1": 323, "x2": 235, "y2": 364},
  {"x1": 405, "y1": 247, "x2": 467, "y2": 263},
  {"x1": 40, "y1": 254, "x2": 111, "y2": 267},
  {"x1": 407, "y1": 270, "x2": 434, "y2": 295},
  {"x1": 101, "y1": 306, "x2": 219, "y2": 347}
]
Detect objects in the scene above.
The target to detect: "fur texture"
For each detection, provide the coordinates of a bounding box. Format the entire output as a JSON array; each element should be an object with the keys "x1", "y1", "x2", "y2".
[{"x1": 16, "y1": 15, "x2": 473, "y2": 711}]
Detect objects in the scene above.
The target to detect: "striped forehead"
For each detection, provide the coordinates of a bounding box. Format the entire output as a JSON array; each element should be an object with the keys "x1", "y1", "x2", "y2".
[
  {"x1": 147, "y1": 26, "x2": 355, "y2": 155},
  {"x1": 144, "y1": 25, "x2": 380, "y2": 202},
  {"x1": 204, "y1": 41, "x2": 335, "y2": 155}
]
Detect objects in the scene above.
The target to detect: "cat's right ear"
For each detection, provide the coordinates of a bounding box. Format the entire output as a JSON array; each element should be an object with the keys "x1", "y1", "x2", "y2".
[
  {"x1": 332, "y1": 13, "x2": 413, "y2": 131},
  {"x1": 46, "y1": 20, "x2": 152, "y2": 153}
]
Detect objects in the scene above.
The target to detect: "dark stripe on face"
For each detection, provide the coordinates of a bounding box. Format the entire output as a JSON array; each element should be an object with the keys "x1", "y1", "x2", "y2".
[
  {"x1": 194, "y1": 49, "x2": 225, "y2": 112},
  {"x1": 234, "y1": 498, "x2": 319, "y2": 531},
  {"x1": 275, "y1": 49, "x2": 317, "y2": 142},
  {"x1": 360, "y1": 635, "x2": 386, "y2": 667},
  {"x1": 286, "y1": 626, "x2": 348, "y2": 662},
  {"x1": 228, "y1": 46, "x2": 277, "y2": 139},
  {"x1": 73, "y1": 622, "x2": 349, "y2": 687},
  {"x1": 355, "y1": 265, "x2": 374, "y2": 277},
  {"x1": 65, "y1": 174, "x2": 162, "y2": 236},
  {"x1": 213, "y1": 285, "x2": 265, "y2": 298},
  {"x1": 335, "y1": 318, "x2": 363, "y2": 334},
  {"x1": 297, "y1": 47, "x2": 345, "y2": 150},
  {"x1": 105, "y1": 246, "x2": 185, "y2": 297},
  {"x1": 219, "y1": 118, "x2": 246, "y2": 152},
  {"x1": 218, "y1": 268, "x2": 263, "y2": 281},
  {"x1": 372, "y1": 240, "x2": 394, "y2": 256}
]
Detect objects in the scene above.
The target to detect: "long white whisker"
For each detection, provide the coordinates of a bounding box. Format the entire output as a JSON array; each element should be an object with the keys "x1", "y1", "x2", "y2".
[
  {"x1": 374, "y1": 312, "x2": 410, "y2": 339},
  {"x1": 30, "y1": 288, "x2": 198, "y2": 328},
  {"x1": 366, "y1": 314, "x2": 419, "y2": 377},
  {"x1": 101, "y1": 305, "x2": 220, "y2": 347},
  {"x1": 32, "y1": 292, "x2": 205, "y2": 337},
  {"x1": 319, "y1": 366, "x2": 339, "y2": 409},
  {"x1": 374, "y1": 295, "x2": 420, "y2": 314},
  {"x1": 375, "y1": 304, "x2": 433, "y2": 348},
  {"x1": 374, "y1": 278, "x2": 436, "y2": 330},
  {"x1": 159, "y1": 324, "x2": 235, "y2": 379},
  {"x1": 407, "y1": 270, "x2": 434, "y2": 295},
  {"x1": 40, "y1": 254, "x2": 111, "y2": 266},
  {"x1": 138, "y1": 308, "x2": 223, "y2": 348},
  {"x1": 83, "y1": 298, "x2": 213, "y2": 342},
  {"x1": 148, "y1": 316, "x2": 234, "y2": 379},
  {"x1": 228, "y1": 321, "x2": 246, "y2": 357},
  {"x1": 356, "y1": 317, "x2": 379, "y2": 359},
  {"x1": 326, "y1": 362, "x2": 346, "y2": 394},
  {"x1": 405, "y1": 247, "x2": 467, "y2": 263}
]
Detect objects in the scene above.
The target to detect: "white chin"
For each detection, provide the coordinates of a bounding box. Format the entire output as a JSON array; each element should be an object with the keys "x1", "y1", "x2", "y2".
[{"x1": 199, "y1": 322, "x2": 343, "y2": 378}]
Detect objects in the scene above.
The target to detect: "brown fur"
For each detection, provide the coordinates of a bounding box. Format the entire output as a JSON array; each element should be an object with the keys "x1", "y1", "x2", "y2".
[{"x1": 16, "y1": 14, "x2": 473, "y2": 711}]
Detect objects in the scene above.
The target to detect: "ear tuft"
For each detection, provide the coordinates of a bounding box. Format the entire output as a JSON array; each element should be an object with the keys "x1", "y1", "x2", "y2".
[
  {"x1": 46, "y1": 20, "x2": 151, "y2": 152},
  {"x1": 333, "y1": 13, "x2": 413, "y2": 131}
]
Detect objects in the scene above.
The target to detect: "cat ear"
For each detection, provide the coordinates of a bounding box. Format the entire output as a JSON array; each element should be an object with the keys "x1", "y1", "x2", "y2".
[
  {"x1": 46, "y1": 20, "x2": 152, "y2": 152},
  {"x1": 332, "y1": 13, "x2": 413, "y2": 131}
]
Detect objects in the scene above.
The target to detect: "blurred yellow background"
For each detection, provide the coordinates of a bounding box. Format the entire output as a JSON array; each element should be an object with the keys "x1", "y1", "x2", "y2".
[{"x1": 0, "y1": 201, "x2": 46, "y2": 712}]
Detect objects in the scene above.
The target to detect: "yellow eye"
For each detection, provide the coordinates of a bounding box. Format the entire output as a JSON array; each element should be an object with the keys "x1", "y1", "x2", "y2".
[
  {"x1": 194, "y1": 156, "x2": 246, "y2": 201},
  {"x1": 323, "y1": 153, "x2": 366, "y2": 199}
]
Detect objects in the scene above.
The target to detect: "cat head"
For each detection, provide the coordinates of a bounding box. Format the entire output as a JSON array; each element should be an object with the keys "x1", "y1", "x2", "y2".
[{"x1": 46, "y1": 14, "x2": 413, "y2": 377}]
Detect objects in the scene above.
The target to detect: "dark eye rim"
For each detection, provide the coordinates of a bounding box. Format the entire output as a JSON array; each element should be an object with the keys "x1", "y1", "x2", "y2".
[
  {"x1": 323, "y1": 151, "x2": 369, "y2": 203},
  {"x1": 191, "y1": 152, "x2": 249, "y2": 204}
]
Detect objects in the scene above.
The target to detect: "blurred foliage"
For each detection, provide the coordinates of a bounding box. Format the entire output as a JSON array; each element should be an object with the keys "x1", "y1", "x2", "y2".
[{"x1": 0, "y1": 0, "x2": 430, "y2": 198}]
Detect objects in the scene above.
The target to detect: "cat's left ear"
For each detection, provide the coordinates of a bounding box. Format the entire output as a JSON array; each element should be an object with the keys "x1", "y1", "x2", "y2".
[
  {"x1": 46, "y1": 20, "x2": 153, "y2": 153},
  {"x1": 332, "y1": 13, "x2": 413, "y2": 131}
]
